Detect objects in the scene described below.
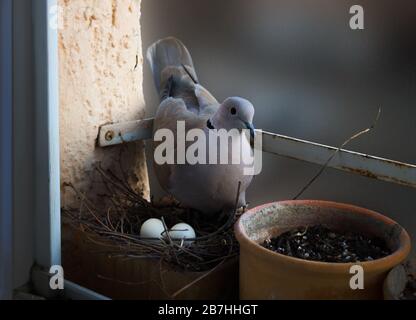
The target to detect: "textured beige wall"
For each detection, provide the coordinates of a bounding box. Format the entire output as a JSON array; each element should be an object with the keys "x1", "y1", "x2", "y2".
[{"x1": 59, "y1": 0, "x2": 149, "y2": 207}]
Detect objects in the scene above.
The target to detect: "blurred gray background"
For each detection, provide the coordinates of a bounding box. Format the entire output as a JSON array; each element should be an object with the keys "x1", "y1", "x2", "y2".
[{"x1": 141, "y1": 0, "x2": 416, "y2": 250}]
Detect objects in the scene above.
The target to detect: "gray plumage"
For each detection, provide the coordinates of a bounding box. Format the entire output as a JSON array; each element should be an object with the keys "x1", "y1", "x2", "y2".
[{"x1": 147, "y1": 37, "x2": 255, "y2": 214}]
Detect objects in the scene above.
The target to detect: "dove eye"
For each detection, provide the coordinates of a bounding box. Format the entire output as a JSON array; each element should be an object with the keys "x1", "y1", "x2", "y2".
[{"x1": 230, "y1": 107, "x2": 237, "y2": 115}]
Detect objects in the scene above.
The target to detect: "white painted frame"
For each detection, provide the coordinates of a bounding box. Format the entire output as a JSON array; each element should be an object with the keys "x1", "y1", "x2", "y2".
[{"x1": 32, "y1": 0, "x2": 61, "y2": 270}]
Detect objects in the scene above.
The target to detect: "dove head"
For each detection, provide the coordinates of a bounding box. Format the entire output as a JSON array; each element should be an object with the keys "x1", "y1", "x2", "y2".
[{"x1": 212, "y1": 97, "x2": 255, "y2": 138}]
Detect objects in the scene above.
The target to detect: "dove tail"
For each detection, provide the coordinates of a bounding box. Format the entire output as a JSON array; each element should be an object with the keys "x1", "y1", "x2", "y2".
[{"x1": 146, "y1": 37, "x2": 198, "y2": 96}]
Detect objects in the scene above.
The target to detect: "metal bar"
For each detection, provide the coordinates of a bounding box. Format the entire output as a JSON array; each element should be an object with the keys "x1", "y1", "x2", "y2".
[
  {"x1": 33, "y1": 0, "x2": 62, "y2": 268},
  {"x1": 0, "y1": 0, "x2": 13, "y2": 300},
  {"x1": 261, "y1": 131, "x2": 416, "y2": 189},
  {"x1": 98, "y1": 118, "x2": 154, "y2": 147},
  {"x1": 98, "y1": 118, "x2": 416, "y2": 188}
]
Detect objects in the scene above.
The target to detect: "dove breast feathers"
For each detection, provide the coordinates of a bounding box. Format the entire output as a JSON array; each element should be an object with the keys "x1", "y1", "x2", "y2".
[{"x1": 152, "y1": 96, "x2": 253, "y2": 214}]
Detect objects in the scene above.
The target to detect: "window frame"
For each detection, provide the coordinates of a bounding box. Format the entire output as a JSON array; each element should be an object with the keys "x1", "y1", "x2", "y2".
[
  {"x1": 7, "y1": 0, "x2": 107, "y2": 300},
  {"x1": 32, "y1": 0, "x2": 61, "y2": 270},
  {"x1": 0, "y1": 0, "x2": 13, "y2": 301},
  {"x1": 31, "y1": 0, "x2": 108, "y2": 299}
]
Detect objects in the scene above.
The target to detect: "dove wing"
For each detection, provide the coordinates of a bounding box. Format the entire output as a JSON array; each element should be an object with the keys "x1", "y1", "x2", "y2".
[
  {"x1": 153, "y1": 97, "x2": 211, "y2": 193},
  {"x1": 194, "y1": 84, "x2": 219, "y2": 113}
]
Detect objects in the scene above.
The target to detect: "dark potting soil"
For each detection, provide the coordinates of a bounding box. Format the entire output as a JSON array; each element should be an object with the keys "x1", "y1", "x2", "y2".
[{"x1": 262, "y1": 225, "x2": 391, "y2": 263}]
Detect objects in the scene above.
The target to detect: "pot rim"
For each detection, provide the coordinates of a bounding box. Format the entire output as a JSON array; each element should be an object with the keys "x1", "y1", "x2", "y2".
[{"x1": 235, "y1": 200, "x2": 411, "y2": 273}]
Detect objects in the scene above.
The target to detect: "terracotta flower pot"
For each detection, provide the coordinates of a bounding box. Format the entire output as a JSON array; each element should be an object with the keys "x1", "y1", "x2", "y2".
[{"x1": 235, "y1": 200, "x2": 411, "y2": 300}]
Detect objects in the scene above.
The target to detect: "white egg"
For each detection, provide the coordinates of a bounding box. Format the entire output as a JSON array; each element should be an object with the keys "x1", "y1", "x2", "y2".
[
  {"x1": 140, "y1": 218, "x2": 165, "y2": 240},
  {"x1": 168, "y1": 223, "x2": 196, "y2": 245}
]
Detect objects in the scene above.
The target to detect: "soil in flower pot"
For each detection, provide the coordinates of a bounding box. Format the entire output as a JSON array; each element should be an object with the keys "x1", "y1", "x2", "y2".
[{"x1": 262, "y1": 225, "x2": 391, "y2": 263}]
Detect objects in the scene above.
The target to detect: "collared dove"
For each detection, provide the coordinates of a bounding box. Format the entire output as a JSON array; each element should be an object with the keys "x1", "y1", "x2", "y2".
[{"x1": 147, "y1": 37, "x2": 255, "y2": 214}]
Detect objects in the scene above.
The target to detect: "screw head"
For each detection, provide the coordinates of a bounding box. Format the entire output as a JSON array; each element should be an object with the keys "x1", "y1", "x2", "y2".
[{"x1": 105, "y1": 131, "x2": 115, "y2": 141}]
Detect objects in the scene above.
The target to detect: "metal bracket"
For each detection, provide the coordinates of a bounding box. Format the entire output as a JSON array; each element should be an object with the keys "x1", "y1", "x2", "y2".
[
  {"x1": 98, "y1": 118, "x2": 154, "y2": 147},
  {"x1": 98, "y1": 119, "x2": 416, "y2": 189}
]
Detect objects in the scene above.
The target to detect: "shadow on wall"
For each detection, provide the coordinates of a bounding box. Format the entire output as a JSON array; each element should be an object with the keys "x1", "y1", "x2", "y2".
[{"x1": 141, "y1": 0, "x2": 416, "y2": 251}]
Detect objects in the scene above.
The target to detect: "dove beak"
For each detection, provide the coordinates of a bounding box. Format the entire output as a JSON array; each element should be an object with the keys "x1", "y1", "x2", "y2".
[{"x1": 245, "y1": 122, "x2": 256, "y2": 139}]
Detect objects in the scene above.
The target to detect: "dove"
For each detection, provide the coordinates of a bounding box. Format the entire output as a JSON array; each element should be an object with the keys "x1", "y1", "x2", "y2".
[{"x1": 147, "y1": 37, "x2": 256, "y2": 214}]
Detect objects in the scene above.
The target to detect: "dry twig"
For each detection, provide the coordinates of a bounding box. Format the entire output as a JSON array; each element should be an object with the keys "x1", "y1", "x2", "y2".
[{"x1": 293, "y1": 107, "x2": 382, "y2": 200}]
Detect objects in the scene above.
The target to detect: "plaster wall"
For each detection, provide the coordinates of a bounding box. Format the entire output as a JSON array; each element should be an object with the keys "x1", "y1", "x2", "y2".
[{"x1": 59, "y1": 0, "x2": 149, "y2": 206}]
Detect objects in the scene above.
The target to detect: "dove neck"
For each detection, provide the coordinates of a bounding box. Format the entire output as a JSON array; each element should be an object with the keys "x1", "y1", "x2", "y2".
[{"x1": 210, "y1": 113, "x2": 225, "y2": 130}]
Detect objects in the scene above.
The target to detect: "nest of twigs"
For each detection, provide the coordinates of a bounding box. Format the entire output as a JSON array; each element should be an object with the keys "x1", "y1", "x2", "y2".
[{"x1": 62, "y1": 164, "x2": 240, "y2": 273}]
